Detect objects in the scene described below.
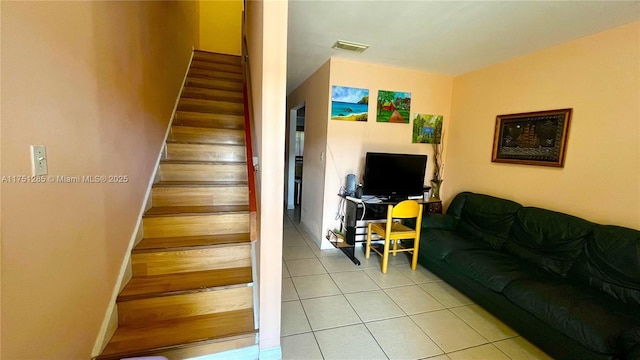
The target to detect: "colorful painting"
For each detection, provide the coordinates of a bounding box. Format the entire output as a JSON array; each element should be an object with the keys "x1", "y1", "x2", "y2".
[
  {"x1": 331, "y1": 86, "x2": 369, "y2": 121},
  {"x1": 412, "y1": 114, "x2": 443, "y2": 143},
  {"x1": 376, "y1": 90, "x2": 411, "y2": 123}
]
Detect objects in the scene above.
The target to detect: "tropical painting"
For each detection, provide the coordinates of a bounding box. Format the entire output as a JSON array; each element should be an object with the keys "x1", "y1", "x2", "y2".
[
  {"x1": 376, "y1": 90, "x2": 411, "y2": 123},
  {"x1": 331, "y1": 86, "x2": 369, "y2": 121},
  {"x1": 412, "y1": 114, "x2": 443, "y2": 143}
]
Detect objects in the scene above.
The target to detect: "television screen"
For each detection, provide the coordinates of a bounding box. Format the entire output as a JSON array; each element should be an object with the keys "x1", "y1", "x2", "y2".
[{"x1": 362, "y1": 152, "x2": 427, "y2": 199}]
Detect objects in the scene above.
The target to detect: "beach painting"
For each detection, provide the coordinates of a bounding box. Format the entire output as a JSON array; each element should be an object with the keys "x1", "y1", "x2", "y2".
[
  {"x1": 331, "y1": 86, "x2": 369, "y2": 121},
  {"x1": 412, "y1": 114, "x2": 443, "y2": 143},
  {"x1": 376, "y1": 90, "x2": 411, "y2": 123}
]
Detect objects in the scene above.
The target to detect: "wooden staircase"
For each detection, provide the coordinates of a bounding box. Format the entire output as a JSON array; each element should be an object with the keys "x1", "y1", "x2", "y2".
[{"x1": 98, "y1": 50, "x2": 257, "y2": 360}]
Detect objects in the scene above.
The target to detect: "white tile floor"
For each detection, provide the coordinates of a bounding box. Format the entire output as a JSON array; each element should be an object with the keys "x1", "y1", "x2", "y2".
[{"x1": 281, "y1": 212, "x2": 552, "y2": 360}]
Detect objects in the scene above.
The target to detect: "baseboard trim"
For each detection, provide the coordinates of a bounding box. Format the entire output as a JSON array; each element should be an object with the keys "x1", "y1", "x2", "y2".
[
  {"x1": 186, "y1": 345, "x2": 259, "y2": 360},
  {"x1": 259, "y1": 346, "x2": 282, "y2": 360}
]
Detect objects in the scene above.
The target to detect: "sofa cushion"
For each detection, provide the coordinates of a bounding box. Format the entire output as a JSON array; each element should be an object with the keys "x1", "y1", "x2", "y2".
[
  {"x1": 504, "y1": 207, "x2": 594, "y2": 276},
  {"x1": 568, "y1": 225, "x2": 640, "y2": 307},
  {"x1": 458, "y1": 193, "x2": 522, "y2": 249},
  {"x1": 503, "y1": 278, "x2": 640, "y2": 355},
  {"x1": 445, "y1": 249, "x2": 544, "y2": 292},
  {"x1": 420, "y1": 229, "x2": 491, "y2": 261}
]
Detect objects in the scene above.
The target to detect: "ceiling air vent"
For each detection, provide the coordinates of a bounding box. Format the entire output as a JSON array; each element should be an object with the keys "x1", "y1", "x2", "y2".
[{"x1": 331, "y1": 40, "x2": 369, "y2": 53}]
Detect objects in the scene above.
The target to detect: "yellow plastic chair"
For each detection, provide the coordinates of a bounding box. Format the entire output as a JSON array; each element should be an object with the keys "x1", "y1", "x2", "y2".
[{"x1": 365, "y1": 200, "x2": 423, "y2": 273}]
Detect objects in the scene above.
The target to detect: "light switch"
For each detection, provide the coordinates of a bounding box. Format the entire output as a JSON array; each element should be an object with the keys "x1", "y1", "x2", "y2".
[{"x1": 31, "y1": 145, "x2": 47, "y2": 176}]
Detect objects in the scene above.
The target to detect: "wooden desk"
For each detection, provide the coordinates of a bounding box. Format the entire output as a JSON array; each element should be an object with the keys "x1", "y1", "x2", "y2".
[{"x1": 327, "y1": 196, "x2": 442, "y2": 265}]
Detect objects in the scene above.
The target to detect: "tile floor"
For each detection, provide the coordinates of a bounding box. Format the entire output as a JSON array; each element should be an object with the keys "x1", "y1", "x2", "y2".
[{"x1": 280, "y1": 211, "x2": 552, "y2": 360}]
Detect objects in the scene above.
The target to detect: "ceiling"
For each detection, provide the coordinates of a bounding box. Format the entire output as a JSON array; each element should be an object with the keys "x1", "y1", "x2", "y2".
[{"x1": 286, "y1": 1, "x2": 640, "y2": 93}]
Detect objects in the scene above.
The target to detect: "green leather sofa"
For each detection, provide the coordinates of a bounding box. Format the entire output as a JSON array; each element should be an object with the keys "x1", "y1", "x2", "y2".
[{"x1": 418, "y1": 192, "x2": 640, "y2": 360}]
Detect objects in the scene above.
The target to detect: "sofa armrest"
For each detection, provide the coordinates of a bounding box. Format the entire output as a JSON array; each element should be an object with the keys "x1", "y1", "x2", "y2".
[{"x1": 422, "y1": 213, "x2": 458, "y2": 231}]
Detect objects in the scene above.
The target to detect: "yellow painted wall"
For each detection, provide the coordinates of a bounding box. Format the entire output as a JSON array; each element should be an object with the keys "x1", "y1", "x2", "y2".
[
  {"x1": 200, "y1": 0, "x2": 243, "y2": 55},
  {"x1": 1, "y1": 1, "x2": 199, "y2": 358},
  {"x1": 447, "y1": 21, "x2": 640, "y2": 229}
]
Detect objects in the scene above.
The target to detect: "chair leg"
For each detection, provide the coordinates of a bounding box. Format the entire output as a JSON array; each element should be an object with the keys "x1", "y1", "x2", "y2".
[
  {"x1": 392, "y1": 239, "x2": 398, "y2": 256},
  {"x1": 411, "y1": 236, "x2": 420, "y2": 270},
  {"x1": 365, "y1": 224, "x2": 372, "y2": 259},
  {"x1": 381, "y1": 238, "x2": 391, "y2": 273}
]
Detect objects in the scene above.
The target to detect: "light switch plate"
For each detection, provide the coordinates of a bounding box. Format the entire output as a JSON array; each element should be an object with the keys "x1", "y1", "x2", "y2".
[{"x1": 31, "y1": 145, "x2": 47, "y2": 176}]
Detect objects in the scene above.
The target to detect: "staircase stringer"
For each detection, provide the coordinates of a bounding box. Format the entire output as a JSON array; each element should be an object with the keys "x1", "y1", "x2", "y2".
[{"x1": 91, "y1": 51, "x2": 196, "y2": 358}]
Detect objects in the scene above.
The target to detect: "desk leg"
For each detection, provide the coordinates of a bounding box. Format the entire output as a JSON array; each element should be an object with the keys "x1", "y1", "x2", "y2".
[{"x1": 338, "y1": 246, "x2": 361, "y2": 266}]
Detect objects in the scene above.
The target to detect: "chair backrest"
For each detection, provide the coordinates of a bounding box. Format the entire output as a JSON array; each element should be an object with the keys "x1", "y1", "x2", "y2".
[{"x1": 391, "y1": 200, "x2": 421, "y2": 219}]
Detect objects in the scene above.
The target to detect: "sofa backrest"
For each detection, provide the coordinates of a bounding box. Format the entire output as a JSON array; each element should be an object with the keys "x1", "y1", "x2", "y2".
[
  {"x1": 504, "y1": 207, "x2": 594, "y2": 276},
  {"x1": 455, "y1": 192, "x2": 522, "y2": 249},
  {"x1": 568, "y1": 225, "x2": 640, "y2": 307}
]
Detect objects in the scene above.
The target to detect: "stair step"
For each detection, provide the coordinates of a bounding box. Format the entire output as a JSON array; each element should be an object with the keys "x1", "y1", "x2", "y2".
[
  {"x1": 119, "y1": 267, "x2": 253, "y2": 301},
  {"x1": 190, "y1": 60, "x2": 242, "y2": 74},
  {"x1": 193, "y1": 50, "x2": 242, "y2": 65},
  {"x1": 135, "y1": 233, "x2": 251, "y2": 252},
  {"x1": 158, "y1": 162, "x2": 247, "y2": 182},
  {"x1": 98, "y1": 310, "x2": 255, "y2": 360},
  {"x1": 143, "y1": 212, "x2": 250, "y2": 239},
  {"x1": 168, "y1": 126, "x2": 245, "y2": 145},
  {"x1": 181, "y1": 87, "x2": 243, "y2": 103},
  {"x1": 144, "y1": 205, "x2": 250, "y2": 217},
  {"x1": 186, "y1": 77, "x2": 243, "y2": 92},
  {"x1": 166, "y1": 142, "x2": 246, "y2": 162},
  {"x1": 152, "y1": 183, "x2": 249, "y2": 207},
  {"x1": 154, "y1": 180, "x2": 248, "y2": 187},
  {"x1": 178, "y1": 98, "x2": 244, "y2": 115},
  {"x1": 118, "y1": 285, "x2": 253, "y2": 326},
  {"x1": 132, "y1": 242, "x2": 251, "y2": 275},
  {"x1": 174, "y1": 110, "x2": 244, "y2": 130},
  {"x1": 188, "y1": 68, "x2": 242, "y2": 82}
]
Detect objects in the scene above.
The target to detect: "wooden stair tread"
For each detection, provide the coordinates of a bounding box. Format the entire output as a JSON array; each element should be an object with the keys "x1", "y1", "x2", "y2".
[
  {"x1": 180, "y1": 87, "x2": 243, "y2": 102},
  {"x1": 166, "y1": 140, "x2": 246, "y2": 146},
  {"x1": 144, "y1": 205, "x2": 250, "y2": 217},
  {"x1": 118, "y1": 267, "x2": 253, "y2": 301},
  {"x1": 193, "y1": 50, "x2": 242, "y2": 64},
  {"x1": 135, "y1": 233, "x2": 251, "y2": 252},
  {"x1": 188, "y1": 68, "x2": 242, "y2": 82},
  {"x1": 154, "y1": 181, "x2": 248, "y2": 187},
  {"x1": 160, "y1": 160, "x2": 247, "y2": 167},
  {"x1": 98, "y1": 310, "x2": 255, "y2": 359},
  {"x1": 190, "y1": 60, "x2": 242, "y2": 74},
  {"x1": 174, "y1": 110, "x2": 244, "y2": 130}
]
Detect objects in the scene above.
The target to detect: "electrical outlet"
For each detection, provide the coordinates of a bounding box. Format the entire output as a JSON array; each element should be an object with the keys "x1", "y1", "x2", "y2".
[{"x1": 31, "y1": 145, "x2": 47, "y2": 176}]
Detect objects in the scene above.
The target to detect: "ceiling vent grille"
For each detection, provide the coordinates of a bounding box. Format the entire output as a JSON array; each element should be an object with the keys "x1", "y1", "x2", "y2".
[{"x1": 331, "y1": 40, "x2": 369, "y2": 53}]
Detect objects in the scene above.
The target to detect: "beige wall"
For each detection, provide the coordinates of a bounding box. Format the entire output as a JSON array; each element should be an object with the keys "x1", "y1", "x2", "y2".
[
  {"x1": 448, "y1": 21, "x2": 640, "y2": 229},
  {"x1": 287, "y1": 57, "x2": 454, "y2": 246},
  {"x1": 286, "y1": 60, "x2": 331, "y2": 244},
  {"x1": 247, "y1": 0, "x2": 288, "y2": 354},
  {"x1": 200, "y1": 0, "x2": 243, "y2": 55},
  {"x1": 0, "y1": 1, "x2": 199, "y2": 358}
]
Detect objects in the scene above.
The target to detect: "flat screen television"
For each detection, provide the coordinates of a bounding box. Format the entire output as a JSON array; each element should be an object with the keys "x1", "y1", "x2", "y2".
[{"x1": 362, "y1": 152, "x2": 427, "y2": 199}]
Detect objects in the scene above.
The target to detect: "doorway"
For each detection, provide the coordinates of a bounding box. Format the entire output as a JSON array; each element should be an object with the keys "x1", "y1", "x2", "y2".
[{"x1": 286, "y1": 104, "x2": 305, "y2": 218}]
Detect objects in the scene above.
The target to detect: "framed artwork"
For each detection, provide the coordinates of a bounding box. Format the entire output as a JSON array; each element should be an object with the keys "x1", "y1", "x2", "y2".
[
  {"x1": 492, "y1": 108, "x2": 572, "y2": 167},
  {"x1": 412, "y1": 114, "x2": 443, "y2": 143},
  {"x1": 376, "y1": 90, "x2": 411, "y2": 123},
  {"x1": 331, "y1": 86, "x2": 369, "y2": 121}
]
